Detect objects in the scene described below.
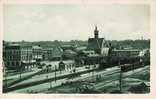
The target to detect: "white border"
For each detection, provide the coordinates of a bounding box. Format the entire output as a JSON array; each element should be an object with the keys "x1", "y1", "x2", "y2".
[{"x1": 0, "y1": 0, "x2": 156, "y2": 99}]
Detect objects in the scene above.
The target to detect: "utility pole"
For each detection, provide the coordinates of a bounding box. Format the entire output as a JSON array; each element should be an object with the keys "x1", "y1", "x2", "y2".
[
  {"x1": 48, "y1": 65, "x2": 51, "y2": 89},
  {"x1": 49, "y1": 77, "x2": 52, "y2": 89},
  {"x1": 119, "y1": 66, "x2": 122, "y2": 92},
  {"x1": 55, "y1": 65, "x2": 56, "y2": 82},
  {"x1": 19, "y1": 66, "x2": 22, "y2": 80},
  {"x1": 92, "y1": 64, "x2": 96, "y2": 82},
  {"x1": 5, "y1": 73, "x2": 7, "y2": 88},
  {"x1": 27, "y1": 47, "x2": 28, "y2": 71},
  {"x1": 92, "y1": 66, "x2": 94, "y2": 82},
  {"x1": 119, "y1": 58, "x2": 122, "y2": 93},
  {"x1": 50, "y1": 81, "x2": 52, "y2": 89}
]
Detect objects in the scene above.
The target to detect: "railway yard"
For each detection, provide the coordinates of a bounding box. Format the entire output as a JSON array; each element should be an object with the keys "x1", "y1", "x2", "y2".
[
  {"x1": 3, "y1": 44, "x2": 150, "y2": 94},
  {"x1": 3, "y1": 61, "x2": 150, "y2": 93}
]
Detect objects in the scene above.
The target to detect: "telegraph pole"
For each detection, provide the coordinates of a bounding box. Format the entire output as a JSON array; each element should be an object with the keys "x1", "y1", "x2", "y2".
[
  {"x1": 49, "y1": 79, "x2": 52, "y2": 89},
  {"x1": 92, "y1": 65, "x2": 94, "y2": 82},
  {"x1": 119, "y1": 66, "x2": 122, "y2": 92},
  {"x1": 20, "y1": 67, "x2": 22, "y2": 80},
  {"x1": 49, "y1": 65, "x2": 52, "y2": 89},
  {"x1": 92, "y1": 64, "x2": 96, "y2": 82},
  {"x1": 119, "y1": 58, "x2": 122, "y2": 93},
  {"x1": 55, "y1": 65, "x2": 56, "y2": 82},
  {"x1": 5, "y1": 73, "x2": 7, "y2": 88}
]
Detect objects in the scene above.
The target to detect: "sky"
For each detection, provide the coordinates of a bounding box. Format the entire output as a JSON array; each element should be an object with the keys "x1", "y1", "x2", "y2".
[{"x1": 3, "y1": 4, "x2": 150, "y2": 41}]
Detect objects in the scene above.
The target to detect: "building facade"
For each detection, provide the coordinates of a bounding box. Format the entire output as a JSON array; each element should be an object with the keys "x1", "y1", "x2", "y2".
[
  {"x1": 3, "y1": 44, "x2": 35, "y2": 70},
  {"x1": 42, "y1": 47, "x2": 54, "y2": 60},
  {"x1": 42, "y1": 46, "x2": 63, "y2": 61},
  {"x1": 111, "y1": 49, "x2": 140, "y2": 57},
  {"x1": 32, "y1": 45, "x2": 43, "y2": 61}
]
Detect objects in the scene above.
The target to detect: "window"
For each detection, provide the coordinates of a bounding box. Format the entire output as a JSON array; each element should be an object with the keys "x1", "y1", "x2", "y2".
[
  {"x1": 12, "y1": 61, "x2": 14, "y2": 66},
  {"x1": 7, "y1": 62, "x2": 10, "y2": 66},
  {"x1": 16, "y1": 62, "x2": 19, "y2": 66}
]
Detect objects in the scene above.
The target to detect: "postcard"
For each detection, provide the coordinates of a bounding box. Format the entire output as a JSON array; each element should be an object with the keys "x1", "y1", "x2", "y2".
[{"x1": 0, "y1": 0, "x2": 156, "y2": 99}]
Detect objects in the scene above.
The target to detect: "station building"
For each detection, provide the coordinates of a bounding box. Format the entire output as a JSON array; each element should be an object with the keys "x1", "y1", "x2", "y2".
[
  {"x1": 87, "y1": 26, "x2": 111, "y2": 56},
  {"x1": 75, "y1": 26, "x2": 111, "y2": 65}
]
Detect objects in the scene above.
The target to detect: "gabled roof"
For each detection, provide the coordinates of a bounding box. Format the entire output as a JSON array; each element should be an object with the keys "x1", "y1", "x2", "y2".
[
  {"x1": 87, "y1": 38, "x2": 109, "y2": 50},
  {"x1": 32, "y1": 46, "x2": 42, "y2": 49},
  {"x1": 87, "y1": 38, "x2": 103, "y2": 50},
  {"x1": 5, "y1": 44, "x2": 32, "y2": 49}
]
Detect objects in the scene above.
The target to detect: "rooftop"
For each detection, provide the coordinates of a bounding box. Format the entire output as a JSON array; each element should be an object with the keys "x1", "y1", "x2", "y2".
[{"x1": 32, "y1": 46, "x2": 42, "y2": 49}]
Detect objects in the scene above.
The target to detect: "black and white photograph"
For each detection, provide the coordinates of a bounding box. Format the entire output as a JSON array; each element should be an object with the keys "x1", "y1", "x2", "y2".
[{"x1": 1, "y1": 2, "x2": 151, "y2": 95}]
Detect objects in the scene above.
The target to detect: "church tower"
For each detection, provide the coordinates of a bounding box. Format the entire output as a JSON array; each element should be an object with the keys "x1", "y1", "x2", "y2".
[{"x1": 94, "y1": 26, "x2": 99, "y2": 39}]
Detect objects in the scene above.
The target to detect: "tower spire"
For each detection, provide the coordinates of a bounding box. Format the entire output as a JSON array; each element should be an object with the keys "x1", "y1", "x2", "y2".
[{"x1": 94, "y1": 26, "x2": 99, "y2": 39}]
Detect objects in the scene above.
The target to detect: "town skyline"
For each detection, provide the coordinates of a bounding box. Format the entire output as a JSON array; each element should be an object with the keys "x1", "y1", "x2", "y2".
[{"x1": 4, "y1": 5, "x2": 150, "y2": 41}]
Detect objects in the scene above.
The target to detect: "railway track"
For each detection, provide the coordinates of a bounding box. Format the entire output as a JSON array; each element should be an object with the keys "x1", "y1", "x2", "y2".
[
  {"x1": 44, "y1": 65, "x2": 149, "y2": 93},
  {"x1": 52, "y1": 65, "x2": 149, "y2": 93},
  {"x1": 4, "y1": 64, "x2": 149, "y2": 93}
]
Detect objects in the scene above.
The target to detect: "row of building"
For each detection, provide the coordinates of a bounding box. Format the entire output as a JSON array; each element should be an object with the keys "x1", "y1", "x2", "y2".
[
  {"x1": 2, "y1": 26, "x2": 107, "y2": 70},
  {"x1": 3, "y1": 43, "x2": 63, "y2": 70},
  {"x1": 3, "y1": 26, "x2": 147, "y2": 70}
]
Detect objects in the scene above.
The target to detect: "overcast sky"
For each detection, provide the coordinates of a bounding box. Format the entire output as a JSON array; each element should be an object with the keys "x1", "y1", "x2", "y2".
[{"x1": 3, "y1": 4, "x2": 150, "y2": 41}]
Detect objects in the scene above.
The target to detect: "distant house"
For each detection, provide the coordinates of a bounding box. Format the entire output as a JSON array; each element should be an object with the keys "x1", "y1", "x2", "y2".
[
  {"x1": 61, "y1": 44, "x2": 76, "y2": 51},
  {"x1": 58, "y1": 61, "x2": 65, "y2": 70},
  {"x1": 87, "y1": 26, "x2": 111, "y2": 56},
  {"x1": 52, "y1": 47, "x2": 63, "y2": 60},
  {"x1": 42, "y1": 47, "x2": 53, "y2": 60},
  {"x1": 59, "y1": 60, "x2": 75, "y2": 71},
  {"x1": 75, "y1": 46, "x2": 87, "y2": 52},
  {"x1": 79, "y1": 50, "x2": 100, "y2": 65},
  {"x1": 42, "y1": 46, "x2": 63, "y2": 61},
  {"x1": 82, "y1": 50, "x2": 97, "y2": 57},
  {"x1": 62, "y1": 49, "x2": 77, "y2": 59},
  {"x1": 111, "y1": 49, "x2": 140, "y2": 57}
]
